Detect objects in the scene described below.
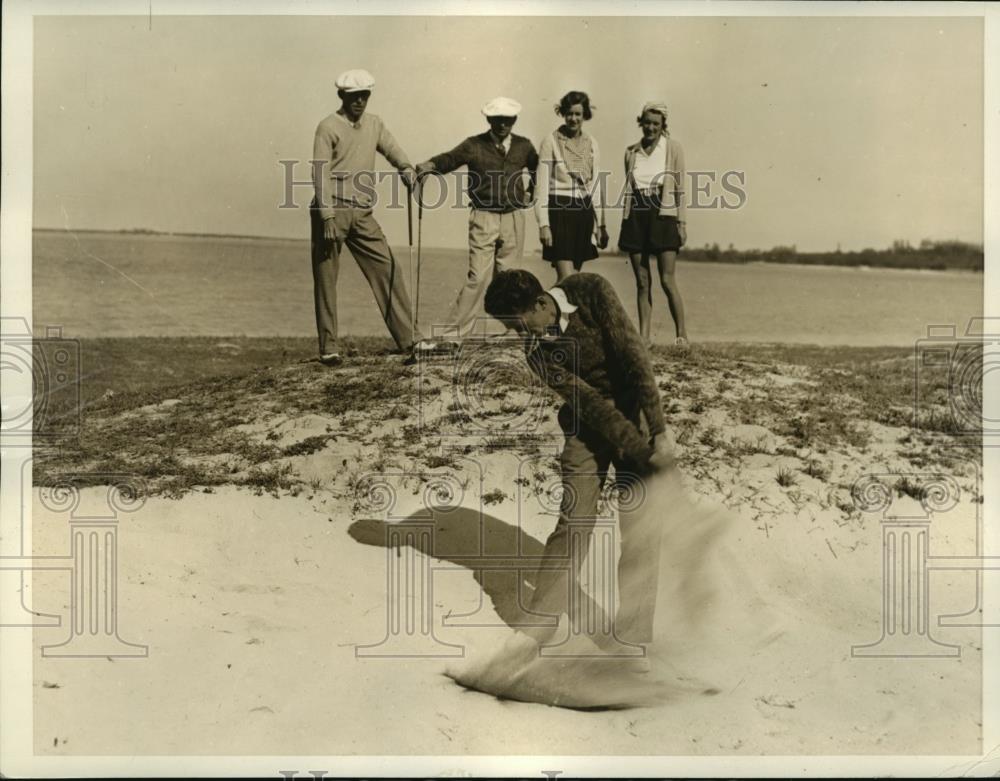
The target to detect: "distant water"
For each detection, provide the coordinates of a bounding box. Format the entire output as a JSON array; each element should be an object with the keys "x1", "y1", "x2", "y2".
[{"x1": 32, "y1": 231, "x2": 983, "y2": 346}]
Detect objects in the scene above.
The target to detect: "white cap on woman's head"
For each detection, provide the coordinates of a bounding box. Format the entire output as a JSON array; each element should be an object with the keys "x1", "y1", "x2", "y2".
[
  {"x1": 482, "y1": 97, "x2": 522, "y2": 117},
  {"x1": 641, "y1": 101, "x2": 670, "y2": 120},
  {"x1": 335, "y1": 69, "x2": 376, "y2": 92},
  {"x1": 640, "y1": 101, "x2": 671, "y2": 136}
]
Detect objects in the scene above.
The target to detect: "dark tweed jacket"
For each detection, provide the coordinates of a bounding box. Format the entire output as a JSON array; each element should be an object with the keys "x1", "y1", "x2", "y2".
[
  {"x1": 526, "y1": 273, "x2": 667, "y2": 467},
  {"x1": 428, "y1": 132, "x2": 539, "y2": 212}
]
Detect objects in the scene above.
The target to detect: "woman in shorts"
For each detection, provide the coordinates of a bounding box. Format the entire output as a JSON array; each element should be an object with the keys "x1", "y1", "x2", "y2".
[
  {"x1": 619, "y1": 102, "x2": 688, "y2": 346},
  {"x1": 535, "y1": 91, "x2": 609, "y2": 282}
]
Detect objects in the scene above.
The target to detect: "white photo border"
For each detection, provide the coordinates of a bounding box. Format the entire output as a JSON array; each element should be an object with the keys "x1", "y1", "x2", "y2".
[{"x1": 1, "y1": 0, "x2": 997, "y2": 777}]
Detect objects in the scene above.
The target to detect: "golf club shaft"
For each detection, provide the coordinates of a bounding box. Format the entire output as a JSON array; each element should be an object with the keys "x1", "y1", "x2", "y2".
[
  {"x1": 415, "y1": 182, "x2": 423, "y2": 331},
  {"x1": 407, "y1": 185, "x2": 415, "y2": 337}
]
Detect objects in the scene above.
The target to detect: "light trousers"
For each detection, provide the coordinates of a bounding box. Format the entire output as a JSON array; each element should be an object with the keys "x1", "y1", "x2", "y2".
[
  {"x1": 528, "y1": 420, "x2": 663, "y2": 646},
  {"x1": 444, "y1": 208, "x2": 525, "y2": 339},
  {"x1": 310, "y1": 204, "x2": 422, "y2": 355}
]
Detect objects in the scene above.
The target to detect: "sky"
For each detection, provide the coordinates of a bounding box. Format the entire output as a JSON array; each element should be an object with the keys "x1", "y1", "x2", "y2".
[{"x1": 32, "y1": 13, "x2": 984, "y2": 252}]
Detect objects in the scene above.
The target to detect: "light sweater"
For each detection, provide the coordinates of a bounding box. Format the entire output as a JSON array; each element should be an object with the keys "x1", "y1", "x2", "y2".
[
  {"x1": 623, "y1": 136, "x2": 687, "y2": 222},
  {"x1": 311, "y1": 111, "x2": 413, "y2": 219}
]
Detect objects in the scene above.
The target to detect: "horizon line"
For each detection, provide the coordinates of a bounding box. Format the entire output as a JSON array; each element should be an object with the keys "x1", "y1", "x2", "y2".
[{"x1": 31, "y1": 226, "x2": 985, "y2": 256}]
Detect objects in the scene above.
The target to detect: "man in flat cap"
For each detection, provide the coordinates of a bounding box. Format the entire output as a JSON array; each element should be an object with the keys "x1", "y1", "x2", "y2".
[
  {"x1": 310, "y1": 68, "x2": 432, "y2": 365},
  {"x1": 415, "y1": 97, "x2": 539, "y2": 346}
]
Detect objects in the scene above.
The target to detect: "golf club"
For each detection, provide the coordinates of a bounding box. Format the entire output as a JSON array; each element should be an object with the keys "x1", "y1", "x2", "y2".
[
  {"x1": 407, "y1": 176, "x2": 415, "y2": 337},
  {"x1": 415, "y1": 174, "x2": 424, "y2": 333}
]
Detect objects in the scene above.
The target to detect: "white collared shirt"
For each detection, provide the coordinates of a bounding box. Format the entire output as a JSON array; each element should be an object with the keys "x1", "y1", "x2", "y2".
[
  {"x1": 542, "y1": 286, "x2": 578, "y2": 340},
  {"x1": 489, "y1": 132, "x2": 512, "y2": 155},
  {"x1": 631, "y1": 135, "x2": 667, "y2": 191}
]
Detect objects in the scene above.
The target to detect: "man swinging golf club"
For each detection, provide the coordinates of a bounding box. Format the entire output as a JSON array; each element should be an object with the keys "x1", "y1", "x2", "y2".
[
  {"x1": 483, "y1": 269, "x2": 675, "y2": 653},
  {"x1": 309, "y1": 68, "x2": 435, "y2": 365},
  {"x1": 415, "y1": 97, "x2": 539, "y2": 349}
]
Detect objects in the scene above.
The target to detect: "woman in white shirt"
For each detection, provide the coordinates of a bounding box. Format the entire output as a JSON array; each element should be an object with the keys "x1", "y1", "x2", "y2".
[
  {"x1": 619, "y1": 102, "x2": 688, "y2": 346},
  {"x1": 535, "y1": 91, "x2": 609, "y2": 282}
]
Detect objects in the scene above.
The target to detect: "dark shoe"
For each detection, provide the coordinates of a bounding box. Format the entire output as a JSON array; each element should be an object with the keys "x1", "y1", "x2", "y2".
[
  {"x1": 403, "y1": 341, "x2": 434, "y2": 366},
  {"x1": 403, "y1": 340, "x2": 434, "y2": 364},
  {"x1": 319, "y1": 353, "x2": 343, "y2": 367}
]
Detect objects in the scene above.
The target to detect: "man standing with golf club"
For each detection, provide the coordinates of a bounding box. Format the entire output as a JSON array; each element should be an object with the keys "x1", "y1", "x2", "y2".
[
  {"x1": 415, "y1": 97, "x2": 539, "y2": 347},
  {"x1": 310, "y1": 68, "x2": 432, "y2": 365}
]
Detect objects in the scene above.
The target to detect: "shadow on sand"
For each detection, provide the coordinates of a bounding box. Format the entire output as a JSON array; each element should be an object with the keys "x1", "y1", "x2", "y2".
[{"x1": 348, "y1": 506, "x2": 556, "y2": 631}]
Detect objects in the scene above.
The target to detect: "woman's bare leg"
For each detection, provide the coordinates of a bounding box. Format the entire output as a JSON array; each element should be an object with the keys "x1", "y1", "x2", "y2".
[
  {"x1": 554, "y1": 260, "x2": 576, "y2": 283},
  {"x1": 656, "y1": 250, "x2": 687, "y2": 340},
  {"x1": 629, "y1": 253, "x2": 653, "y2": 344}
]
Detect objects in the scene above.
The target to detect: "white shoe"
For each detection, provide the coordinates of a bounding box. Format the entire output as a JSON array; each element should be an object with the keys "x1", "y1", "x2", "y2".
[{"x1": 413, "y1": 340, "x2": 460, "y2": 354}]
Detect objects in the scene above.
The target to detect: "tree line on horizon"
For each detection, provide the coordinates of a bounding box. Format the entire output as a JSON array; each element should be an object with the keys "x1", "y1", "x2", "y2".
[{"x1": 656, "y1": 238, "x2": 984, "y2": 271}]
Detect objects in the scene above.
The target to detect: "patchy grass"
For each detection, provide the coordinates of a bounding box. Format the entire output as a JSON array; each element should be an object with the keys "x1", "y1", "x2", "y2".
[
  {"x1": 400, "y1": 425, "x2": 422, "y2": 447},
  {"x1": 309, "y1": 366, "x2": 416, "y2": 418},
  {"x1": 482, "y1": 488, "x2": 508, "y2": 506},
  {"x1": 776, "y1": 467, "x2": 799, "y2": 488},
  {"x1": 444, "y1": 410, "x2": 475, "y2": 427},
  {"x1": 386, "y1": 403, "x2": 413, "y2": 420},
  {"x1": 424, "y1": 453, "x2": 459, "y2": 469},
  {"x1": 776, "y1": 408, "x2": 872, "y2": 451},
  {"x1": 70, "y1": 336, "x2": 392, "y2": 410},
  {"x1": 33, "y1": 337, "x2": 982, "y2": 502},
  {"x1": 698, "y1": 427, "x2": 722, "y2": 448},
  {"x1": 894, "y1": 475, "x2": 926, "y2": 501},
  {"x1": 241, "y1": 463, "x2": 297, "y2": 497},
  {"x1": 667, "y1": 343, "x2": 978, "y2": 460},
  {"x1": 482, "y1": 434, "x2": 523, "y2": 453},
  {"x1": 33, "y1": 337, "x2": 413, "y2": 495},
  {"x1": 282, "y1": 435, "x2": 337, "y2": 458},
  {"x1": 801, "y1": 460, "x2": 831, "y2": 481}
]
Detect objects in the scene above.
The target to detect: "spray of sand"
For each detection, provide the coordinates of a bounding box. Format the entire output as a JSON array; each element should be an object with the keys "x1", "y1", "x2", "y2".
[{"x1": 445, "y1": 466, "x2": 786, "y2": 709}]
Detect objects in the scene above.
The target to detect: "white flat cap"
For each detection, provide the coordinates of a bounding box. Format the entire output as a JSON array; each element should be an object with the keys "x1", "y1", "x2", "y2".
[
  {"x1": 481, "y1": 96, "x2": 522, "y2": 117},
  {"x1": 335, "y1": 69, "x2": 375, "y2": 92}
]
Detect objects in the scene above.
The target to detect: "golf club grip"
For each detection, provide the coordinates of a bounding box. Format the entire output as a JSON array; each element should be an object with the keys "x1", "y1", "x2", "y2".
[{"x1": 407, "y1": 191, "x2": 413, "y2": 246}]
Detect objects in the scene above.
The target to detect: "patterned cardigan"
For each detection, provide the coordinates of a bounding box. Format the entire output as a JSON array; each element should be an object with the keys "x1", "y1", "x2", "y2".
[
  {"x1": 533, "y1": 129, "x2": 606, "y2": 233},
  {"x1": 526, "y1": 273, "x2": 667, "y2": 467}
]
